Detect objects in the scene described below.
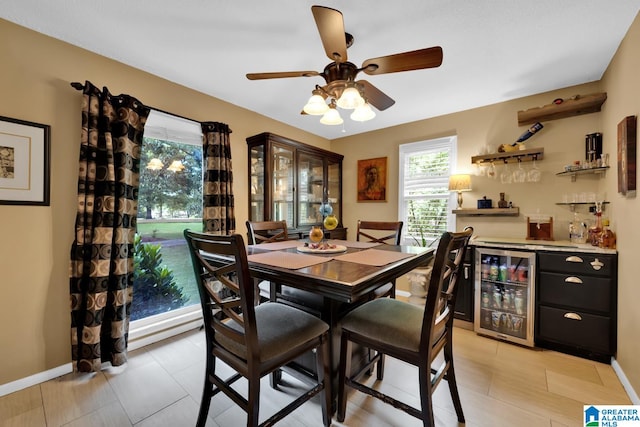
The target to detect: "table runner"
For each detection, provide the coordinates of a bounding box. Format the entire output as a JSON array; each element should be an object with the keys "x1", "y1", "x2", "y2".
[
  {"x1": 247, "y1": 251, "x2": 332, "y2": 269},
  {"x1": 332, "y1": 248, "x2": 415, "y2": 266}
]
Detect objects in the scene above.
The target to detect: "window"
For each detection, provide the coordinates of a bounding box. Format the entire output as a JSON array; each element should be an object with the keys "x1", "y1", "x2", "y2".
[
  {"x1": 398, "y1": 136, "x2": 456, "y2": 247},
  {"x1": 129, "y1": 110, "x2": 204, "y2": 346}
]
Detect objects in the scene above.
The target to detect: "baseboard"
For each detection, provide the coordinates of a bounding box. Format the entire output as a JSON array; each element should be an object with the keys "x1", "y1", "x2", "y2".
[
  {"x1": 0, "y1": 312, "x2": 203, "y2": 398},
  {"x1": 612, "y1": 357, "x2": 640, "y2": 404},
  {"x1": 0, "y1": 363, "x2": 72, "y2": 397}
]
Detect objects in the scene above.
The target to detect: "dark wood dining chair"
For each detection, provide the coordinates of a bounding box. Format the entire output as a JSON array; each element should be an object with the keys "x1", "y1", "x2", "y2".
[
  {"x1": 184, "y1": 230, "x2": 332, "y2": 427},
  {"x1": 356, "y1": 220, "x2": 403, "y2": 298},
  {"x1": 246, "y1": 220, "x2": 291, "y2": 244},
  {"x1": 337, "y1": 227, "x2": 474, "y2": 427}
]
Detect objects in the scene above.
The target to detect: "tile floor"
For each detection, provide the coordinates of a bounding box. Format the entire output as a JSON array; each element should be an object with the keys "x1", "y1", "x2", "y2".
[{"x1": 0, "y1": 327, "x2": 631, "y2": 427}]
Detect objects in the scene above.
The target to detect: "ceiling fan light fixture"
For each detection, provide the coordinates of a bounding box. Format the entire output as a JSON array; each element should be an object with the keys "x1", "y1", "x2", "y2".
[
  {"x1": 320, "y1": 104, "x2": 344, "y2": 125},
  {"x1": 336, "y1": 85, "x2": 364, "y2": 110},
  {"x1": 303, "y1": 93, "x2": 329, "y2": 115},
  {"x1": 350, "y1": 102, "x2": 376, "y2": 122}
]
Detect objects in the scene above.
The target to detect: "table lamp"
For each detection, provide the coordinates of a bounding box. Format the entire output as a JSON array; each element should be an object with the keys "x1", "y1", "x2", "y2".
[{"x1": 448, "y1": 174, "x2": 472, "y2": 209}]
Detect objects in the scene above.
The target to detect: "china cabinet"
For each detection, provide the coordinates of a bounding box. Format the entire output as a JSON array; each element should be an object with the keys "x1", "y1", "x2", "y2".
[{"x1": 247, "y1": 132, "x2": 346, "y2": 238}]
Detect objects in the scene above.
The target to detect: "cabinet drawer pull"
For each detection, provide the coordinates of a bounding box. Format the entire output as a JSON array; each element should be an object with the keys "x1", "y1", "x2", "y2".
[
  {"x1": 565, "y1": 256, "x2": 584, "y2": 263},
  {"x1": 563, "y1": 312, "x2": 582, "y2": 321},
  {"x1": 590, "y1": 258, "x2": 604, "y2": 271},
  {"x1": 564, "y1": 276, "x2": 583, "y2": 284}
]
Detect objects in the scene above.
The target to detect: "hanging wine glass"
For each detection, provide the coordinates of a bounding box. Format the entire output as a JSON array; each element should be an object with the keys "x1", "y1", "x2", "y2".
[
  {"x1": 487, "y1": 161, "x2": 497, "y2": 179},
  {"x1": 500, "y1": 161, "x2": 512, "y2": 184},
  {"x1": 527, "y1": 157, "x2": 542, "y2": 182},
  {"x1": 513, "y1": 158, "x2": 526, "y2": 183}
]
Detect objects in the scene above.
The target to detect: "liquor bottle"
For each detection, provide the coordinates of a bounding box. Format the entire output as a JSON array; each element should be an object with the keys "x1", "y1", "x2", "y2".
[
  {"x1": 599, "y1": 219, "x2": 616, "y2": 249},
  {"x1": 588, "y1": 201, "x2": 604, "y2": 246},
  {"x1": 588, "y1": 211, "x2": 603, "y2": 246},
  {"x1": 512, "y1": 122, "x2": 544, "y2": 146}
]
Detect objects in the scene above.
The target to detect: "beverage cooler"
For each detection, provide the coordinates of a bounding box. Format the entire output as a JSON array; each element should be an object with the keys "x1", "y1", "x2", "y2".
[{"x1": 474, "y1": 247, "x2": 536, "y2": 347}]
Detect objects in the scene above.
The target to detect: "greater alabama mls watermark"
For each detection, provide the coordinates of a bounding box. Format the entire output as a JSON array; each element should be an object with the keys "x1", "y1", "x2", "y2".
[{"x1": 585, "y1": 405, "x2": 640, "y2": 426}]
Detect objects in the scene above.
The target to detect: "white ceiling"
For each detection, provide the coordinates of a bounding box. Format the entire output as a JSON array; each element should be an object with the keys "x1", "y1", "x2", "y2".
[{"x1": 2, "y1": 1, "x2": 640, "y2": 140}]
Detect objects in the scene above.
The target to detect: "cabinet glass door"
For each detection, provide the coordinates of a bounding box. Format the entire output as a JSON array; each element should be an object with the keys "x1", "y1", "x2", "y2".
[
  {"x1": 271, "y1": 145, "x2": 294, "y2": 227},
  {"x1": 327, "y1": 159, "x2": 341, "y2": 224},
  {"x1": 249, "y1": 145, "x2": 265, "y2": 221},
  {"x1": 298, "y1": 152, "x2": 324, "y2": 227}
]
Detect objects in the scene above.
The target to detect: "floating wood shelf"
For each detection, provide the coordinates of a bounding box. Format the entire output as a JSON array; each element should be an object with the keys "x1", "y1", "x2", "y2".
[
  {"x1": 471, "y1": 148, "x2": 544, "y2": 165},
  {"x1": 452, "y1": 207, "x2": 519, "y2": 216},
  {"x1": 517, "y1": 92, "x2": 607, "y2": 126}
]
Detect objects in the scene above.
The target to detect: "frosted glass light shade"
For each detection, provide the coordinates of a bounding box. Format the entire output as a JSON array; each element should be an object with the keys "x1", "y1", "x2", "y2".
[
  {"x1": 320, "y1": 107, "x2": 343, "y2": 125},
  {"x1": 303, "y1": 94, "x2": 329, "y2": 115},
  {"x1": 336, "y1": 86, "x2": 364, "y2": 109},
  {"x1": 167, "y1": 160, "x2": 185, "y2": 172},
  {"x1": 350, "y1": 103, "x2": 376, "y2": 122},
  {"x1": 146, "y1": 158, "x2": 164, "y2": 170}
]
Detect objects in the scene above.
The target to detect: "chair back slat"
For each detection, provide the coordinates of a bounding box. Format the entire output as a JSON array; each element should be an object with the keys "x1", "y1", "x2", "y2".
[
  {"x1": 356, "y1": 220, "x2": 403, "y2": 245},
  {"x1": 421, "y1": 227, "x2": 473, "y2": 353},
  {"x1": 246, "y1": 220, "x2": 289, "y2": 244}
]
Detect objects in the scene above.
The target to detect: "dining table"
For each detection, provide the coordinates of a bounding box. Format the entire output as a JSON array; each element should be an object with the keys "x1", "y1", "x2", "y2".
[{"x1": 241, "y1": 238, "x2": 435, "y2": 405}]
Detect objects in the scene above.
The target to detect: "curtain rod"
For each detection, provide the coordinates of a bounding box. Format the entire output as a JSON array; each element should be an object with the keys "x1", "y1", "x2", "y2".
[{"x1": 69, "y1": 82, "x2": 204, "y2": 126}]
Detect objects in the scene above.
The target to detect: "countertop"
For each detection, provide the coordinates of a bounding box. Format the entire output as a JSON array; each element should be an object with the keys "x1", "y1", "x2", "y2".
[{"x1": 470, "y1": 236, "x2": 617, "y2": 254}]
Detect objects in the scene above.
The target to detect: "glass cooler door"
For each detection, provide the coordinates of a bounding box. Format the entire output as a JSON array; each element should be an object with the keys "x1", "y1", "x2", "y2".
[{"x1": 474, "y1": 248, "x2": 536, "y2": 347}]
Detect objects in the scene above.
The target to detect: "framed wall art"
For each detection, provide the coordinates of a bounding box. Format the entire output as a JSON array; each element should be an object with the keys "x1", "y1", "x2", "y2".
[
  {"x1": 0, "y1": 116, "x2": 51, "y2": 205},
  {"x1": 357, "y1": 156, "x2": 387, "y2": 202},
  {"x1": 617, "y1": 115, "x2": 637, "y2": 195}
]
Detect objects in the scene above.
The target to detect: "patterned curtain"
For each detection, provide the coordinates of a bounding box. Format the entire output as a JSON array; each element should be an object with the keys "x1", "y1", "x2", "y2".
[
  {"x1": 201, "y1": 122, "x2": 235, "y2": 234},
  {"x1": 69, "y1": 81, "x2": 150, "y2": 372}
]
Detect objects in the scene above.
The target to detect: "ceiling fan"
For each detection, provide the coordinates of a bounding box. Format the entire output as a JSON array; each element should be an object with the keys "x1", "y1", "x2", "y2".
[{"x1": 246, "y1": 5, "x2": 443, "y2": 124}]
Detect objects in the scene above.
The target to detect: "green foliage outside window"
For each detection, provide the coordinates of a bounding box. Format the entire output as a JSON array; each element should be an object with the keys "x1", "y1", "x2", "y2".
[{"x1": 131, "y1": 233, "x2": 188, "y2": 320}]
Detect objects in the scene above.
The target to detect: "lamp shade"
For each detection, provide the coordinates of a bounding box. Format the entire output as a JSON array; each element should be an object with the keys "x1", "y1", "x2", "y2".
[{"x1": 448, "y1": 174, "x2": 472, "y2": 192}]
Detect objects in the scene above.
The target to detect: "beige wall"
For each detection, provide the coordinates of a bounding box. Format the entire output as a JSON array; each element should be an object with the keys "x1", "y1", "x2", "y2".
[
  {"x1": 331, "y1": 11, "x2": 640, "y2": 396},
  {"x1": 600, "y1": 11, "x2": 640, "y2": 398},
  {"x1": 1, "y1": 11, "x2": 638, "y2": 398},
  {"x1": 0, "y1": 18, "x2": 328, "y2": 385}
]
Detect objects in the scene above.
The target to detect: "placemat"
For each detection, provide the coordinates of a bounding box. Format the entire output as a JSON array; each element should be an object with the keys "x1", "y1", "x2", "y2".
[
  {"x1": 332, "y1": 248, "x2": 415, "y2": 266},
  {"x1": 249, "y1": 240, "x2": 302, "y2": 251},
  {"x1": 326, "y1": 239, "x2": 382, "y2": 249},
  {"x1": 247, "y1": 251, "x2": 332, "y2": 269}
]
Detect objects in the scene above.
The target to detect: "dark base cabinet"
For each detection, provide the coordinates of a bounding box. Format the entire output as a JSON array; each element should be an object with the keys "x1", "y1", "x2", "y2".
[
  {"x1": 535, "y1": 251, "x2": 617, "y2": 363},
  {"x1": 454, "y1": 248, "x2": 474, "y2": 322}
]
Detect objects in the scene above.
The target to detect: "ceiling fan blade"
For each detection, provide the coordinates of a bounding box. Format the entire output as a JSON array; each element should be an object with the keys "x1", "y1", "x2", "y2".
[
  {"x1": 311, "y1": 5, "x2": 348, "y2": 63},
  {"x1": 246, "y1": 71, "x2": 320, "y2": 80},
  {"x1": 357, "y1": 80, "x2": 395, "y2": 111},
  {"x1": 362, "y1": 46, "x2": 443, "y2": 75}
]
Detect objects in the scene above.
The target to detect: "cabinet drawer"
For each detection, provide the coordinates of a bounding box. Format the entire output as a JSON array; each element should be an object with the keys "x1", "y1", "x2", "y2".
[
  {"x1": 538, "y1": 272, "x2": 611, "y2": 312},
  {"x1": 537, "y1": 306, "x2": 611, "y2": 353},
  {"x1": 538, "y1": 252, "x2": 616, "y2": 277}
]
